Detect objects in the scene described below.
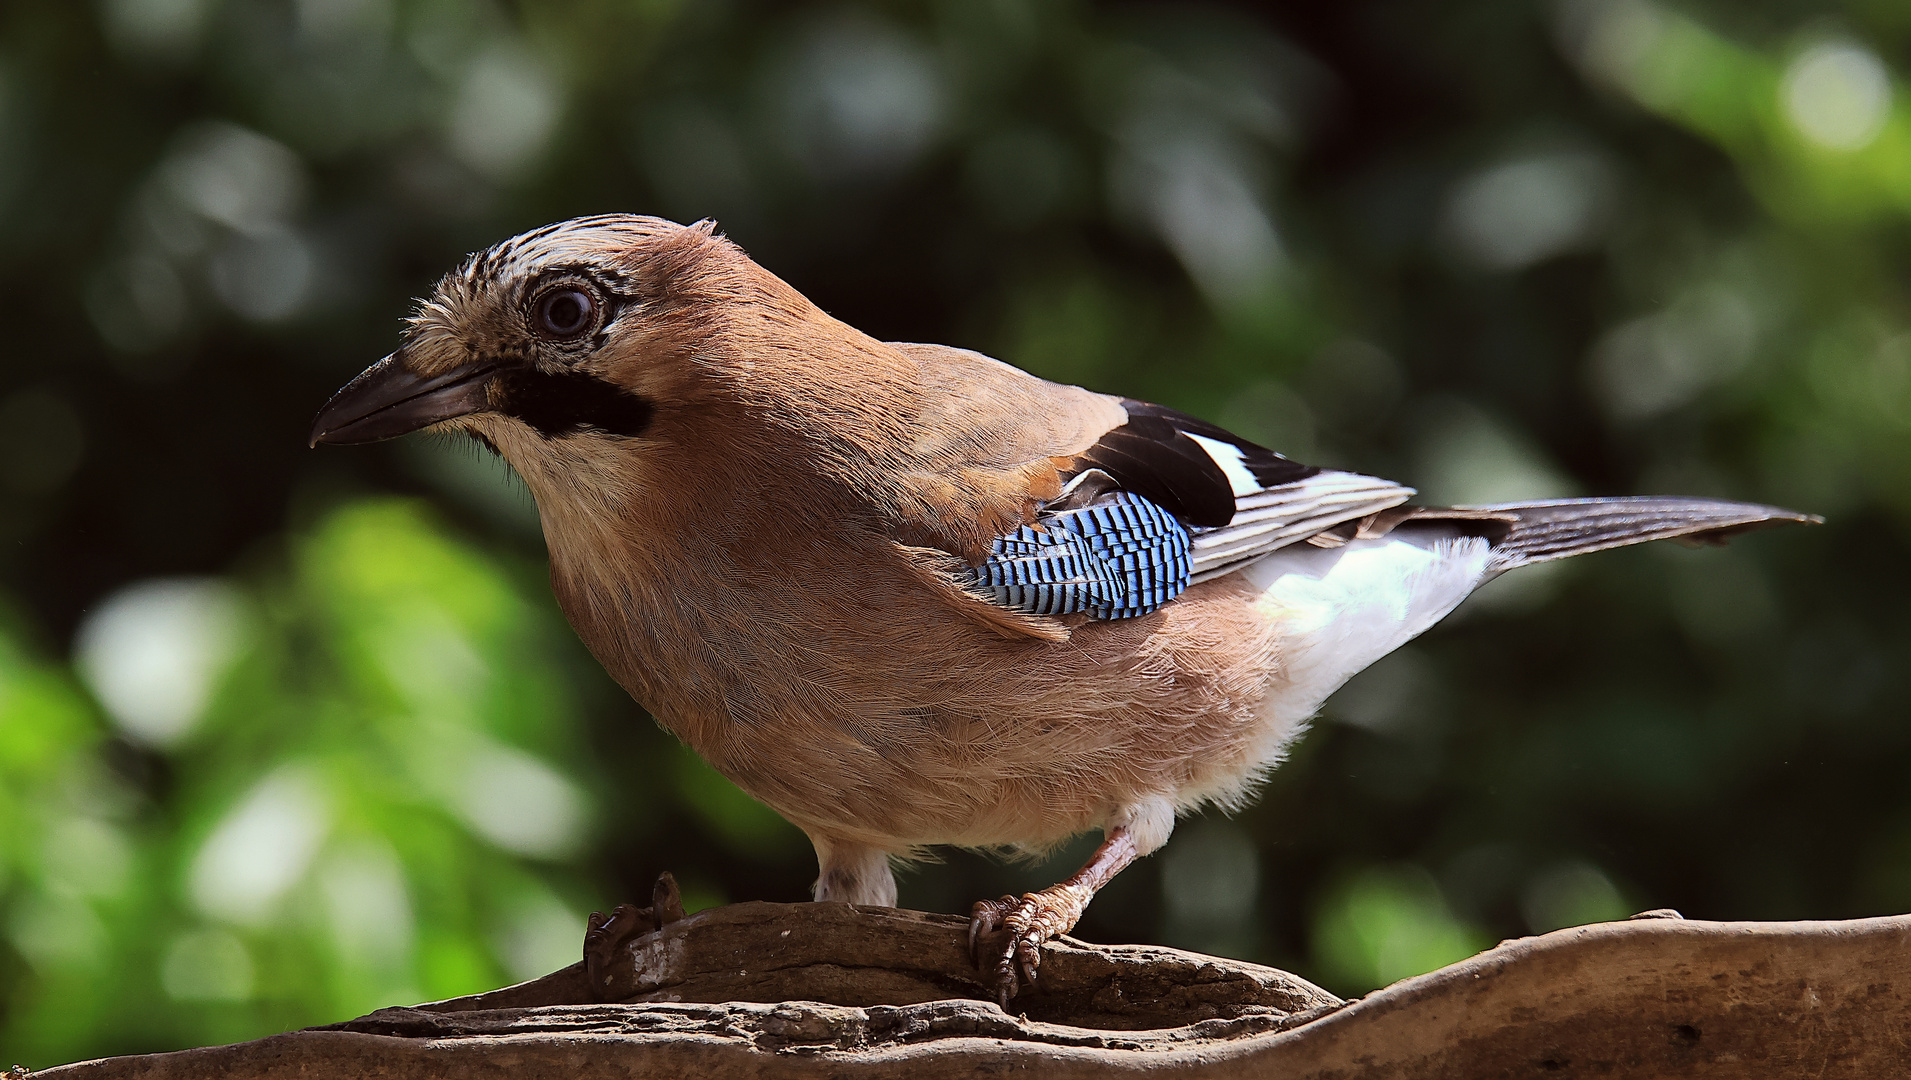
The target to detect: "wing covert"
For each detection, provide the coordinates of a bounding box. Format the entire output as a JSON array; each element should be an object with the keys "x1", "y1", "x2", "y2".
[
  {"x1": 881, "y1": 345, "x2": 1414, "y2": 623},
  {"x1": 960, "y1": 491, "x2": 1191, "y2": 619},
  {"x1": 1056, "y1": 400, "x2": 1416, "y2": 589}
]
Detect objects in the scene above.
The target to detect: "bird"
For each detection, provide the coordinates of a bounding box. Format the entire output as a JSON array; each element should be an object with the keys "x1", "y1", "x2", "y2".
[{"x1": 310, "y1": 214, "x2": 1818, "y2": 1004}]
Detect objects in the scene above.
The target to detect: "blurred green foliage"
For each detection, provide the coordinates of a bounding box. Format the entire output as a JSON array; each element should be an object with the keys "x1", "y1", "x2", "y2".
[
  {"x1": 3, "y1": 500, "x2": 608, "y2": 1058},
  {"x1": 1310, "y1": 864, "x2": 1492, "y2": 990},
  {"x1": 1, "y1": 0, "x2": 1907, "y2": 1064}
]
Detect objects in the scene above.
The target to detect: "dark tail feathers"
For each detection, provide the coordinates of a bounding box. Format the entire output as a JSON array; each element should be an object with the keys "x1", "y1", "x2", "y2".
[{"x1": 1420, "y1": 497, "x2": 1821, "y2": 571}]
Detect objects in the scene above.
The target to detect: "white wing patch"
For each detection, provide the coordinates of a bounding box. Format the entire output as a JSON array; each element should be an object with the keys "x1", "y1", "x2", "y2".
[{"x1": 1182, "y1": 431, "x2": 1262, "y2": 497}]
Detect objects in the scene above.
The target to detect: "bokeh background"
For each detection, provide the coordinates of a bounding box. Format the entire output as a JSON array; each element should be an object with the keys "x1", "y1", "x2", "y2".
[{"x1": 1, "y1": 0, "x2": 1906, "y2": 1063}]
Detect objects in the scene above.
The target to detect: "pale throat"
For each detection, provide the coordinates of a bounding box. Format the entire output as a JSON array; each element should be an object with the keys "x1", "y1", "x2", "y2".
[{"x1": 463, "y1": 419, "x2": 652, "y2": 563}]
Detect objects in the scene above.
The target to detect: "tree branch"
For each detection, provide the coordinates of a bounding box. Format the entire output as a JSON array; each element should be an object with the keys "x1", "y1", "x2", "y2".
[{"x1": 27, "y1": 902, "x2": 1911, "y2": 1078}]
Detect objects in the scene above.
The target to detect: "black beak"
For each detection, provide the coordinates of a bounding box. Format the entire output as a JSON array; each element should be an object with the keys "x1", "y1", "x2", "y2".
[{"x1": 309, "y1": 354, "x2": 496, "y2": 447}]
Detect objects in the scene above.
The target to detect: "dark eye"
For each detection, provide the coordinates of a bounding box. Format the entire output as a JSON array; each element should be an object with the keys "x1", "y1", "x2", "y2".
[{"x1": 534, "y1": 287, "x2": 595, "y2": 340}]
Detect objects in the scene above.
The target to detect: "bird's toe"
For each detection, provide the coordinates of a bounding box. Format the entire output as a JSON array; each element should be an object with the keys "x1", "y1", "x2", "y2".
[
  {"x1": 968, "y1": 884, "x2": 1092, "y2": 1007},
  {"x1": 968, "y1": 894, "x2": 1015, "y2": 964}
]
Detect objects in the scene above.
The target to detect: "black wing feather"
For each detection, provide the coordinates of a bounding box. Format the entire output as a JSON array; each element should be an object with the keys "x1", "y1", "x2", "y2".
[
  {"x1": 1118, "y1": 401, "x2": 1319, "y2": 490},
  {"x1": 1071, "y1": 400, "x2": 1320, "y2": 528}
]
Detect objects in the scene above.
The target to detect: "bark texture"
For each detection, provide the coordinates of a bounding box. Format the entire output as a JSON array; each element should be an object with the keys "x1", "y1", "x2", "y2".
[{"x1": 24, "y1": 902, "x2": 1911, "y2": 1078}]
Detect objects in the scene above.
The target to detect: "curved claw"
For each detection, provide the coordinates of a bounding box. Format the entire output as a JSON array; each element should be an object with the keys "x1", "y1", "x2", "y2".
[
  {"x1": 992, "y1": 941, "x2": 1019, "y2": 1003},
  {"x1": 967, "y1": 895, "x2": 1014, "y2": 966},
  {"x1": 1017, "y1": 935, "x2": 1042, "y2": 985}
]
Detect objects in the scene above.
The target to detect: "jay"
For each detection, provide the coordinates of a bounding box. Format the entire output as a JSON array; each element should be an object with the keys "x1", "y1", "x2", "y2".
[{"x1": 311, "y1": 215, "x2": 1816, "y2": 1002}]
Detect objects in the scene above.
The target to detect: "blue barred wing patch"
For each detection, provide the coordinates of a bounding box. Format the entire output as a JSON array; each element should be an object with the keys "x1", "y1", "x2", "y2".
[{"x1": 961, "y1": 492, "x2": 1192, "y2": 619}]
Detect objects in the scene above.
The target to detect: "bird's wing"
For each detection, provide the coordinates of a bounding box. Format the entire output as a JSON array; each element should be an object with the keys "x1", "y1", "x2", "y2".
[
  {"x1": 1090, "y1": 402, "x2": 1418, "y2": 584},
  {"x1": 1017, "y1": 399, "x2": 1415, "y2": 604},
  {"x1": 885, "y1": 344, "x2": 1414, "y2": 625}
]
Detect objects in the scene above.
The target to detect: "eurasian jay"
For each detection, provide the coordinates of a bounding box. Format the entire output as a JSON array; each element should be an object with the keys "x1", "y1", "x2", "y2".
[{"x1": 310, "y1": 215, "x2": 1816, "y2": 1002}]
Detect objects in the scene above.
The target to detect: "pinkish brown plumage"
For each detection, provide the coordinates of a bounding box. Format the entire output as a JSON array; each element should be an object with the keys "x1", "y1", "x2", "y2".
[{"x1": 311, "y1": 215, "x2": 1817, "y2": 1003}]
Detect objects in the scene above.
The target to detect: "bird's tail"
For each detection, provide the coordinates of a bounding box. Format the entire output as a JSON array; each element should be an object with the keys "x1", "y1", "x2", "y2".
[{"x1": 1426, "y1": 497, "x2": 1821, "y2": 572}]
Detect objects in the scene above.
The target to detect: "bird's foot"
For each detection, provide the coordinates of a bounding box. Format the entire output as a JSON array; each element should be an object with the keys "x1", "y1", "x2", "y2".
[
  {"x1": 584, "y1": 871, "x2": 684, "y2": 999},
  {"x1": 968, "y1": 882, "x2": 1093, "y2": 1007}
]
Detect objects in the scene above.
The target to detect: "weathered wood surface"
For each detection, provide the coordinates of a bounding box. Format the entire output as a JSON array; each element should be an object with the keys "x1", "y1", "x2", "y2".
[{"x1": 26, "y1": 903, "x2": 1911, "y2": 1078}]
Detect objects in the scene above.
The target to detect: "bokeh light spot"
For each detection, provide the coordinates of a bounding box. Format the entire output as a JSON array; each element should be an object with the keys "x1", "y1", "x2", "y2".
[
  {"x1": 1443, "y1": 151, "x2": 1613, "y2": 270},
  {"x1": 1783, "y1": 42, "x2": 1892, "y2": 152},
  {"x1": 8, "y1": 893, "x2": 107, "y2": 973},
  {"x1": 209, "y1": 228, "x2": 318, "y2": 322},
  {"x1": 99, "y1": 0, "x2": 212, "y2": 63},
  {"x1": 74, "y1": 577, "x2": 245, "y2": 748},
  {"x1": 159, "y1": 122, "x2": 307, "y2": 237},
  {"x1": 449, "y1": 45, "x2": 561, "y2": 180},
  {"x1": 773, "y1": 13, "x2": 945, "y2": 181},
  {"x1": 1312, "y1": 864, "x2": 1488, "y2": 992},
  {"x1": 1591, "y1": 286, "x2": 1757, "y2": 420},
  {"x1": 43, "y1": 816, "x2": 133, "y2": 900},
  {"x1": 1411, "y1": 399, "x2": 1577, "y2": 506},
  {"x1": 492, "y1": 885, "x2": 585, "y2": 983},
  {"x1": 190, "y1": 768, "x2": 331, "y2": 924},
  {"x1": 449, "y1": 739, "x2": 586, "y2": 859},
  {"x1": 320, "y1": 838, "x2": 415, "y2": 968}
]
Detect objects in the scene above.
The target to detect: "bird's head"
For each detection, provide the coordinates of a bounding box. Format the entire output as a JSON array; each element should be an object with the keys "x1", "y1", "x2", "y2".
[
  {"x1": 310, "y1": 214, "x2": 794, "y2": 477},
  {"x1": 313, "y1": 213, "x2": 926, "y2": 579}
]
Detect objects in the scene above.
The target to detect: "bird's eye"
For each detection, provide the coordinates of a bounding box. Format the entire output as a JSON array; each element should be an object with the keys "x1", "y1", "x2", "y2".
[{"x1": 534, "y1": 287, "x2": 596, "y2": 340}]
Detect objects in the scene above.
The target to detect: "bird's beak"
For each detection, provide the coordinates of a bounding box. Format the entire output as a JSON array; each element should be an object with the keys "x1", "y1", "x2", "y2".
[{"x1": 309, "y1": 353, "x2": 496, "y2": 447}]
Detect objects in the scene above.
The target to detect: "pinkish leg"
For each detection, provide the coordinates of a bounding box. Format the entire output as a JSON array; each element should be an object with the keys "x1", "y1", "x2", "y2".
[{"x1": 968, "y1": 827, "x2": 1141, "y2": 1007}]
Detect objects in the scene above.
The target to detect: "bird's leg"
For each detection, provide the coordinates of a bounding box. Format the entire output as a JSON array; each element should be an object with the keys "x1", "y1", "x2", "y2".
[
  {"x1": 969, "y1": 827, "x2": 1141, "y2": 1007},
  {"x1": 810, "y1": 834, "x2": 899, "y2": 906}
]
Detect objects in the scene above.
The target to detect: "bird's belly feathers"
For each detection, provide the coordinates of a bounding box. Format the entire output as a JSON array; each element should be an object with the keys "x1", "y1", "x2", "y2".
[
  {"x1": 605, "y1": 572, "x2": 1284, "y2": 853},
  {"x1": 575, "y1": 531, "x2": 1492, "y2": 854}
]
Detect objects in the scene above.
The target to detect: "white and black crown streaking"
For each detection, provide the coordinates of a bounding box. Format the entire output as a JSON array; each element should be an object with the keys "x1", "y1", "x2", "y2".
[{"x1": 309, "y1": 214, "x2": 1820, "y2": 1005}]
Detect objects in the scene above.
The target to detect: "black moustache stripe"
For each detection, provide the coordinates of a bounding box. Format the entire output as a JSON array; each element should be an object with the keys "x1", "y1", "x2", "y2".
[{"x1": 494, "y1": 368, "x2": 655, "y2": 439}]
